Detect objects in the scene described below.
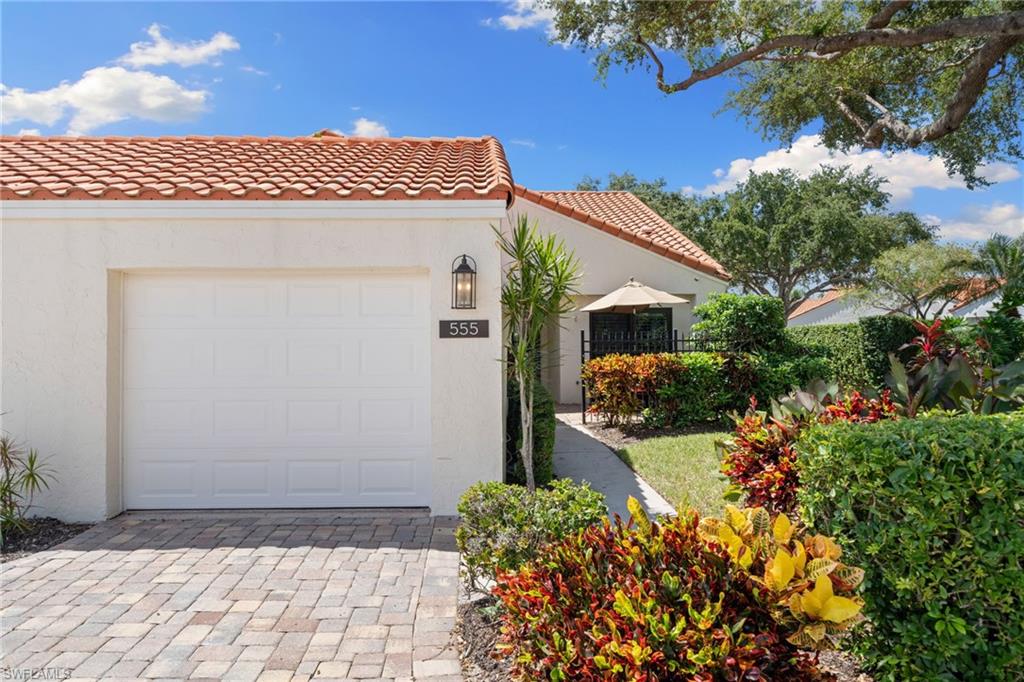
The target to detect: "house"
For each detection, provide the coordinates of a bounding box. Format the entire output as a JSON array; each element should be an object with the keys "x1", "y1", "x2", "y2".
[
  {"x1": 787, "y1": 290, "x2": 891, "y2": 326},
  {"x1": 0, "y1": 134, "x2": 727, "y2": 522}
]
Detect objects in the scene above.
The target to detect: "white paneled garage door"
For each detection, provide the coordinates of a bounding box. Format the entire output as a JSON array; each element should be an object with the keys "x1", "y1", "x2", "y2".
[{"x1": 122, "y1": 272, "x2": 431, "y2": 509}]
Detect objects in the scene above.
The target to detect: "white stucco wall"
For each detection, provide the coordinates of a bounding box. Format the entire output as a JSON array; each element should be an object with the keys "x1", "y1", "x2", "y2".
[
  {"x1": 787, "y1": 298, "x2": 893, "y2": 327},
  {"x1": 514, "y1": 199, "x2": 730, "y2": 404},
  {"x1": 0, "y1": 200, "x2": 507, "y2": 521}
]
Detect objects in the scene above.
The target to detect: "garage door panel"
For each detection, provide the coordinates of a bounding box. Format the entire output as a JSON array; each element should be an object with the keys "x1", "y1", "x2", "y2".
[
  {"x1": 123, "y1": 272, "x2": 431, "y2": 509},
  {"x1": 126, "y1": 447, "x2": 429, "y2": 508}
]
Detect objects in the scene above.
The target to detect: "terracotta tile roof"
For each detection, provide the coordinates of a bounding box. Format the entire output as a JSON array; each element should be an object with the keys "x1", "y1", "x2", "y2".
[
  {"x1": 950, "y1": 277, "x2": 1002, "y2": 312},
  {"x1": 788, "y1": 289, "x2": 847, "y2": 320},
  {"x1": 0, "y1": 134, "x2": 514, "y2": 203},
  {"x1": 514, "y1": 186, "x2": 729, "y2": 280}
]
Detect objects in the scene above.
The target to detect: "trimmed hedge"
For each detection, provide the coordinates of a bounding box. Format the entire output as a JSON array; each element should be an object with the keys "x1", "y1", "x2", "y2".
[
  {"x1": 582, "y1": 351, "x2": 829, "y2": 427},
  {"x1": 787, "y1": 323, "x2": 872, "y2": 391},
  {"x1": 787, "y1": 315, "x2": 918, "y2": 391},
  {"x1": 798, "y1": 413, "x2": 1024, "y2": 681},
  {"x1": 505, "y1": 380, "x2": 555, "y2": 487},
  {"x1": 858, "y1": 314, "x2": 918, "y2": 387}
]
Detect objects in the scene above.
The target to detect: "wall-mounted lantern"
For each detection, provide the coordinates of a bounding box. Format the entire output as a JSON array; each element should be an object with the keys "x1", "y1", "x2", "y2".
[{"x1": 451, "y1": 255, "x2": 477, "y2": 309}]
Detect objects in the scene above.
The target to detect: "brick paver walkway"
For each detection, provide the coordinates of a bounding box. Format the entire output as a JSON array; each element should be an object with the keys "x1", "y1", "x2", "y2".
[{"x1": 0, "y1": 510, "x2": 462, "y2": 681}]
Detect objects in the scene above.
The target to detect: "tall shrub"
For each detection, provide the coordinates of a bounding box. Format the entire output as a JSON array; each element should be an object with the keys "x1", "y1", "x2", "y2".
[
  {"x1": 496, "y1": 215, "x2": 580, "y2": 490},
  {"x1": 692, "y1": 293, "x2": 788, "y2": 352},
  {"x1": 798, "y1": 414, "x2": 1024, "y2": 681}
]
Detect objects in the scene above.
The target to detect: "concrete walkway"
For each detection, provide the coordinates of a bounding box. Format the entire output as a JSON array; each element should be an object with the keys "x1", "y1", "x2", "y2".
[
  {"x1": 553, "y1": 410, "x2": 675, "y2": 520},
  {"x1": 0, "y1": 510, "x2": 462, "y2": 682}
]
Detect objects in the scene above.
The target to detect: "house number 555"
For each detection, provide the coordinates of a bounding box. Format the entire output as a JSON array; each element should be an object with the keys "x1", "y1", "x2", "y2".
[{"x1": 439, "y1": 320, "x2": 489, "y2": 338}]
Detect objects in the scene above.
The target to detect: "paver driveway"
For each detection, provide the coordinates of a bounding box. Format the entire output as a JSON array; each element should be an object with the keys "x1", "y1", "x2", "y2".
[{"x1": 0, "y1": 510, "x2": 463, "y2": 681}]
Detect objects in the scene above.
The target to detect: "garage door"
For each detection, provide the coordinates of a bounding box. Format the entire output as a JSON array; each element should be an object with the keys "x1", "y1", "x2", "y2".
[{"x1": 122, "y1": 272, "x2": 431, "y2": 509}]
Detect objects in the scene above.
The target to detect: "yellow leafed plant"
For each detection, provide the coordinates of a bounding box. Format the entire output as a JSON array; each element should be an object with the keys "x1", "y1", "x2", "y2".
[{"x1": 699, "y1": 505, "x2": 865, "y2": 651}]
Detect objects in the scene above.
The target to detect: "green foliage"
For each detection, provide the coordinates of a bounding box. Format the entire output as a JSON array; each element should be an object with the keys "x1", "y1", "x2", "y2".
[
  {"x1": 973, "y1": 234, "x2": 1024, "y2": 311},
  {"x1": 854, "y1": 241, "x2": 974, "y2": 318},
  {"x1": 505, "y1": 380, "x2": 555, "y2": 487},
  {"x1": 582, "y1": 351, "x2": 828, "y2": 427},
  {"x1": 787, "y1": 323, "x2": 873, "y2": 391},
  {"x1": 700, "y1": 168, "x2": 932, "y2": 315},
  {"x1": 977, "y1": 312, "x2": 1024, "y2": 365},
  {"x1": 692, "y1": 293, "x2": 788, "y2": 352},
  {"x1": 545, "y1": 1, "x2": 1023, "y2": 184},
  {"x1": 719, "y1": 383, "x2": 898, "y2": 515},
  {"x1": 797, "y1": 413, "x2": 1024, "y2": 681},
  {"x1": 0, "y1": 434, "x2": 54, "y2": 544},
  {"x1": 496, "y1": 214, "x2": 580, "y2": 490},
  {"x1": 858, "y1": 315, "x2": 919, "y2": 387},
  {"x1": 454, "y1": 480, "x2": 606, "y2": 594}
]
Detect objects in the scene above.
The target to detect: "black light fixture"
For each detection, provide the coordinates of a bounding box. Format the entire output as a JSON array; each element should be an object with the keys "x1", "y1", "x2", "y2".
[{"x1": 451, "y1": 255, "x2": 477, "y2": 309}]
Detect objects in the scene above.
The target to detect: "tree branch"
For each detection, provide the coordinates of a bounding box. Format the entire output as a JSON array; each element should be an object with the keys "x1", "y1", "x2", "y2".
[
  {"x1": 860, "y1": 35, "x2": 1022, "y2": 147},
  {"x1": 866, "y1": 1, "x2": 914, "y2": 30},
  {"x1": 635, "y1": 10, "x2": 1024, "y2": 94}
]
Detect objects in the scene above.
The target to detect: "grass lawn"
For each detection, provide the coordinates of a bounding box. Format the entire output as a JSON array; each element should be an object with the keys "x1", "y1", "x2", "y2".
[{"x1": 615, "y1": 431, "x2": 730, "y2": 518}]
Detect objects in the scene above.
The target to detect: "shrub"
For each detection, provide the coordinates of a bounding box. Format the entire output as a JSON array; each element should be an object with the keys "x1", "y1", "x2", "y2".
[
  {"x1": 798, "y1": 413, "x2": 1024, "y2": 681},
  {"x1": 506, "y1": 381, "x2": 555, "y2": 486},
  {"x1": 1, "y1": 434, "x2": 54, "y2": 542},
  {"x1": 692, "y1": 293, "x2": 788, "y2": 353},
  {"x1": 858, "y1": 314, "x2": 918, "y2": 386},
  {"x1": 494, "y1": 501, "x2": 862, "y2": 680},
  {"x1": 787, "y1": 323, "x2": 873, "y2": 391},
  {"x1": 719, "y1": 385, "x2": 898, "y2": 515},
  {"x1": 582, "y1": 351, "x2": 829, "y2": 427},
  {"x1": 455, "y1": 479, "x2": 605, "y2": 594}
]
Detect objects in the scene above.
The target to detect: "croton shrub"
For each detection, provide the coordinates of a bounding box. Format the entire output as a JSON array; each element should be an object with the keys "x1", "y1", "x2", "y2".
[
  {"x1": 719, "y1": 384, "x2": 898, "y2": 515},
  {"x1": 494, "y1": 500, "x2": 863, "y2": 681},
  {"x1": 581, "y1": 351, "x2": 828, "y2": 427},
  {"x1": 798, "y1": 413, "x2": 1024, "y2": 681}
]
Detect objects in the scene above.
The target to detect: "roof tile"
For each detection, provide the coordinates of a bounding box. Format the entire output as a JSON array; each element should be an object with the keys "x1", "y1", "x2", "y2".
[
  {"x1": 515, "y1": 186, "x2": 729, "y2": 281},
  {"x1": 0, "y1": 134, "x2": 514, "y2": 204}
]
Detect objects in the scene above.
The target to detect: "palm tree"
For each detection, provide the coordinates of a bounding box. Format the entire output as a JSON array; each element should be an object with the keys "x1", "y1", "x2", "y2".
[{"x1": 974, "y1": 234, "x2": 1024, "y2": 316}]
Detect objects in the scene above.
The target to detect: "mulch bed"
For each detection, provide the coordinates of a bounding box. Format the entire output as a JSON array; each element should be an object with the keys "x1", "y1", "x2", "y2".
[
  {"x1": 582, "y1": 419, "x2": 727, "y2": 451},
  {"x1": 1, "y1": 517, "x2": 92, "y2": 563},
  {"x1": 456, "y1": 597, "x2": 512, "y2": 682}
]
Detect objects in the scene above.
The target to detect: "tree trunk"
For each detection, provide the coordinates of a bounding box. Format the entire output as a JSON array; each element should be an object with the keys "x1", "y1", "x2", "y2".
[{"x1": 517, "y1": 367, "x2": 535, "y2": 491}]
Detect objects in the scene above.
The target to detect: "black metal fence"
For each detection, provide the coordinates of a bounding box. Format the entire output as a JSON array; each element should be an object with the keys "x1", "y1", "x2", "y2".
[{"x1": 578, "y1": 329, "x2": 730, "y2": 422}]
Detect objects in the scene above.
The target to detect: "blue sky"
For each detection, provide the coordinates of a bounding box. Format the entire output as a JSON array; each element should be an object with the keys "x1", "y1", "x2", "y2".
[{"x1": 2, "y1": 1, "x2": 1021, "y2": 240}]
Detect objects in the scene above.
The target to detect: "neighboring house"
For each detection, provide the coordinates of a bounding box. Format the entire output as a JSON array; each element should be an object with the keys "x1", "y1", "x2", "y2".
[
  {"x1": 787, "y1": 290, "x2": 891, "y2": 326},
  {"x1": 788, "y1": 280, "x2": 1017, "y2": 326},
  {"x1": 0, "y1": 134, "x2": 726, "y2": 522}
]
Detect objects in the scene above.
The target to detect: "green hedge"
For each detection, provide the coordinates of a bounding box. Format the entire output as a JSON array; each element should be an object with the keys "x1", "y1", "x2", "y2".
[
  {"x1": 797, "y1": 413, "x2": 1024, "y2": 681},
  {"x1": 788, "y1": 323, "x2": 872, "y2": 391},
  {"x1": 858, "y1": 314, "x2": 918, "y2": 387},
  {"x1": 506, "y1": 381, "x2": 555, "y2": 487},
  {"x1": 787, "y1": 315, "x2": 918, "y2": 391}
]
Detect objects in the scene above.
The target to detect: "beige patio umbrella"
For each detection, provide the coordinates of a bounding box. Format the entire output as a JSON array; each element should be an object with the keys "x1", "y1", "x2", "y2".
[{"x1": 580, "y1": 278, "x2": 690, "y2": 314}]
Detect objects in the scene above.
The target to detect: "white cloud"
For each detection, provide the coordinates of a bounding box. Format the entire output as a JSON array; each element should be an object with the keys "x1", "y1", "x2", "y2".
[
  {"x1": 1, "y1": 66, "x2": 208, "y2": 135},
  {"x1": 509, "y1": 138, "x2": 536, "y2": 149},
  {"x1": 351, "y1": 117, "x2": 389, "y2": 137},
  {"x1": 240, "y1": 65, "x2": 268, "y2": 76},
  {"x1": 118, "y1": 23, "x2": 239, "y2": 69},
  {"x1": 16, "y1": 128, "x2": 41, "y2": 136},
  {"x1": 694, "y1": 134, "x2": 1021, "y2": 203},
  {"x1": 485, "y1": 0, "x2": 556, "y2": 36},
  {"x1": 932, "y1": 202, "x2": 1024, "y2": 241}
]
